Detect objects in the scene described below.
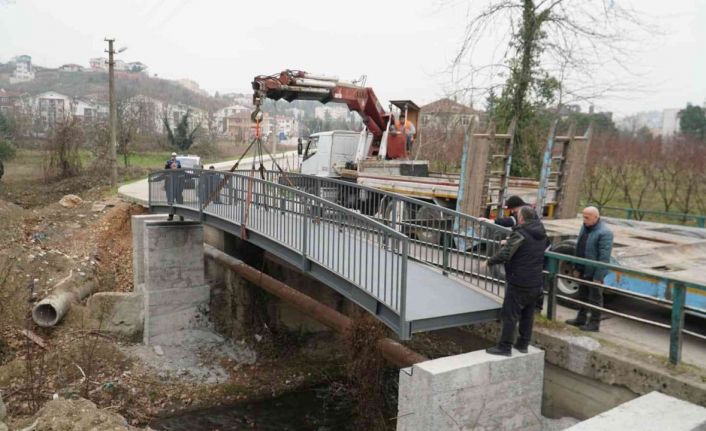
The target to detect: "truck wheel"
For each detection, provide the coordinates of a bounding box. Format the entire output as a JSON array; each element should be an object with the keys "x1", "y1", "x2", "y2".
[
  {"x1": 414, "y1": 206, "x2": 443, "y2": 245},
  {"x1": 550, "y1": 241, "x2": 582, "y2": 301}
]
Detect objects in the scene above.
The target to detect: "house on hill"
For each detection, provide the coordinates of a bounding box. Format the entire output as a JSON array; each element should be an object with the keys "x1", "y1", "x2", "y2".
[
  {"x1": 10, "y1": 55, "x2": 35, "y2": 84},
  {"x1": 59, "y1": 64, "x2": 85, "y2": 72},
  {"x1": 419, "y1": 98, "x2": 479, "y2": 128},
  {"x1": 416, "y1": 98, "x2": 483, "y2": 172}
]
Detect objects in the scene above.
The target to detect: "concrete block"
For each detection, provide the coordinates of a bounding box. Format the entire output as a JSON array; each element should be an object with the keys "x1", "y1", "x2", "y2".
[
  {"x1": 143, "y1": 221, "x2": 205, "y2": 291},
  {"x1": 566, "y1": 391, "x2": 706, "y2": 431},
  {"x1": 143, "y1": 285, "x2": 209, "y2": 344},
  {"x1": 87, "y1": 292, "x2": 144, "y2": 339},
  {"x1": 131, "y1": 214, "x2": 169, "y2": 292},
  {"x1": 397, "y1": 347, "x2": 545, "y2": 431}
]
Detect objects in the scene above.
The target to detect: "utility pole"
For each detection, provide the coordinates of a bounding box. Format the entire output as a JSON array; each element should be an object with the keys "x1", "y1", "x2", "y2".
[{"x1": 105, "y1": 38, "x2": 118, "y2": 187}]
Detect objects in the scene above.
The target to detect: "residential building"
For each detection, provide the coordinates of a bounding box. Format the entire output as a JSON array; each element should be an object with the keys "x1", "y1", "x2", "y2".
[
  {"x1": 419, "y1": 98, "x2": 479, "y2": 127},
  {"x1": 128, "y1": 62, "x2": 148, "y2": 73},
  {"x1": 10, "y1": 55, "x2": 35, "y2": 84},
  {"x1": 0, "y1": 89, "x2": 23, "y2": 115},
  {"x1": 273, "y1": 115, "x2": 298, "y2": 139},
  {"x1": 215, "y1": 105, "x2": 250, "y2": 134},
  {"x1": 314, "y1": 104, "x2": 349, "y2": 121},
  {"x1": 34, "y1": 91, "x2": 72, "y2": 129},
  {"x1": 72, "y1": 98, "x2": 101, "y2": 120},
  {"x1": 89, "y1": 57, "x2": 108, "y2": 71},
  {"x1": 225, "y1": 111, "x2": 255, "y2": 141},
  {"x1": 59, "y1": 64, "x2": 84, "y2": 72}
]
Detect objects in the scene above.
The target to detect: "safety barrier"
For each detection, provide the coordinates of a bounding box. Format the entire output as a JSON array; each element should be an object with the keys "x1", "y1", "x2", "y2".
[
  {"x1": 231, "y1": 169, "x2": 512, "y2": 297},
  {"x1": 545, "y1": 251, "x2": 706, "y2": 365}
]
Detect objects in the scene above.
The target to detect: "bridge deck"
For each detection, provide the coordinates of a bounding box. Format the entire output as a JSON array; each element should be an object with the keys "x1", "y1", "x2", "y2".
[{"x1": 155, "y1": 195, "x2": 500, "y2": 337}]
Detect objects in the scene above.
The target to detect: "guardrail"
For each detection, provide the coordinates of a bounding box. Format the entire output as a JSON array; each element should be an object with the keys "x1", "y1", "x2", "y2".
[
  {"x1": 148, "y1": 169, "x2": 410, "y2": 335},
  {"x1": 587, "y1": 204, "x2": 706, "y2": 228},
  {"x1": 232, "y1": 169, "x2": 511, "y2": 297},
  {"x1": 545, "y1": 251, "x2": 706, "y2": 365}
]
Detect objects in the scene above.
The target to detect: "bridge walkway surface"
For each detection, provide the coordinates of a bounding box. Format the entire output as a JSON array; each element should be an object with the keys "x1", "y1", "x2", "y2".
[{"x1": 142, "y1": 168, "x2": 506, "y2": 339}]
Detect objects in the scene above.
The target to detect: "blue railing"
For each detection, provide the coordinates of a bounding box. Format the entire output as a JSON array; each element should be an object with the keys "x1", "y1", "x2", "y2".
[{"x1": 545, "y1": 252, "x2": 706, "y2": 365}]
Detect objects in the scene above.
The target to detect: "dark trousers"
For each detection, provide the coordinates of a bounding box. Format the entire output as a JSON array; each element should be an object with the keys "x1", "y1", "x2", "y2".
[
  {"x1": 499, "y1": 284, "x2": 542, "y2": 349},
  {"x1": 577, "y1": 275, "x2": 603, "y2": 324}
]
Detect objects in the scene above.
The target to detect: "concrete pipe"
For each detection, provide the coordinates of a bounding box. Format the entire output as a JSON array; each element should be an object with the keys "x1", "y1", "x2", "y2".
[
  {"x1": 204, "y1": 245, "x2": 428, "y2": 368},
  {"x1": 32, "y1": 282, "x2": 96, "y2": 327}
]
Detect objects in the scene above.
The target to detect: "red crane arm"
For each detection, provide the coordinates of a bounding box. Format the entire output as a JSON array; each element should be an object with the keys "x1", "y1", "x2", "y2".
[{"x1": 252, "y1": 70, "x2": 390, "y2": 141}]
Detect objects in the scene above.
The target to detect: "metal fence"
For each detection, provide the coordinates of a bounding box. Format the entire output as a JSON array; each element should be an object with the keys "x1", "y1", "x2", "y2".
[
  {"x1": 230, "y1": 169, "x2": 512, "y2": 297},
  {"x1": 544, "y1": 251, "x2": 706, "y2": 365},
  {"x1": 149, "y1": 169, "x2": 409, "y2": 329},
  {"x1": 587, "y1": 204, "x2": 706, "y2": 228}
]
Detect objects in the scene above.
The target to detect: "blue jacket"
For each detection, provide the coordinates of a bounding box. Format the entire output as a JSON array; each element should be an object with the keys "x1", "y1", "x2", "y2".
[{"x1": 576, "y1": 219, "x2": 613, "y2": 280}]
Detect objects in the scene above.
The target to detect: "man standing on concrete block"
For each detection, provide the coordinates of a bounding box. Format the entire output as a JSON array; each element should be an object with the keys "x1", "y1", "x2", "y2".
[
  {"x1": 486, "y1": 206, "x2": 548, "y2": 356},
  {"x1": 565, "y1": 206, "x2": 614, "y2": 332}
]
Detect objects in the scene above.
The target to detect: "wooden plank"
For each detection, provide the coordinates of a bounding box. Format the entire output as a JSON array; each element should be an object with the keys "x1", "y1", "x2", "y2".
[
  {"x1": 556, "y1": 125, "x2": 592, "y2": 219},
  {"x1": 457, "y1": 124, "x2": 491, "y2": 217}
]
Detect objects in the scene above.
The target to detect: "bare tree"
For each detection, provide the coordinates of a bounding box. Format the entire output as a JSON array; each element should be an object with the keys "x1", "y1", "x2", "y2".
[{"x1": 452, "y1": 0, "x2": 649, "y2": 175}]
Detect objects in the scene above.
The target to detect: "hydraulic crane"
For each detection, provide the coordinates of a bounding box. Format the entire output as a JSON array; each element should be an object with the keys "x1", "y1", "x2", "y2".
[{"x1": 251, "y1": 69, "x2": 417, "y2": 160}]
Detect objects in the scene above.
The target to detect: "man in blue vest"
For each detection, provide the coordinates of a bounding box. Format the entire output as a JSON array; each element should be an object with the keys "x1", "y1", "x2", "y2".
[
  {"x1": 485, "y1": 206, "x2": 548, "y2": 356},
  {"x1": 565, "y1": 206, "x2": 614, "y2": 332}
]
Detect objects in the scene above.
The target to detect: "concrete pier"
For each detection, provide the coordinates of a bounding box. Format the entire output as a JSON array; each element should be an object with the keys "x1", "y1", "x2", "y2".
[
  {"x1": 131, "y1": 214, "x2": 170, "y2": 293},
  {"x1": 397, "y1": 347, "x2": 545, "y2": 431},
  {"x1": 142, "y1": 221, "x2": 210, "y2": 345}
]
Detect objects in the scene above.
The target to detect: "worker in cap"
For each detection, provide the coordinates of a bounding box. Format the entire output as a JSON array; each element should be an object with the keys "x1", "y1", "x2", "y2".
[
  {"x1": 166, "y1": 152, "x2": 181, "y2": 169},
  {"x1": 480, "y1": 195, "x2": 527, "y2": 227}
]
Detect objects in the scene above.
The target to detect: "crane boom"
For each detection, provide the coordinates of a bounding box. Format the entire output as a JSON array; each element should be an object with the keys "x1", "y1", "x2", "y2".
[{"x1": 252, "y1": 69, "x2": 413, "y2": 159}]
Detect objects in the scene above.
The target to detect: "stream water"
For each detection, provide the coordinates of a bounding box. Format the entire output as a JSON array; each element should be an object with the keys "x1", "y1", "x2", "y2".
[{"x1": 149, "y1": 385, "x2": 355, "y2": 431}]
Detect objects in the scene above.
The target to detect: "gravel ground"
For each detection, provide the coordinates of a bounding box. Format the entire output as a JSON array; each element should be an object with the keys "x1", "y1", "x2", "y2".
[{"x1": 123, "y1": 329, "x2": 257, "y2": 385}]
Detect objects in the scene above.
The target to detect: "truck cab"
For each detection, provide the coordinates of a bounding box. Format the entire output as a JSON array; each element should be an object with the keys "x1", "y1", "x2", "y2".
[{"x1": 299, "y1": 130, "x2": 360, "y2": 177}]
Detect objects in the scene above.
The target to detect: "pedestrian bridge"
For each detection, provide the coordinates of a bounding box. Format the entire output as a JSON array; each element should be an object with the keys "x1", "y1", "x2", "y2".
[{"x1": 148, "y1": 169, "x2": 508, "y2": 339}]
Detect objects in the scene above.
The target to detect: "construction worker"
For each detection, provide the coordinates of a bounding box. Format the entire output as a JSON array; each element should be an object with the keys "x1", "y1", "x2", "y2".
[
  {"x1": 163, "y1": 152, "x2": 184, "y2": 205},
  {"x1": 565, "y1": 206, "x2": 614, "y2": 332},
  {"x1": 165, "y1": 152, "x2": 181, "y2": 169},
  {"x1": 485, "y1": 206, "x2": 548, "y2": 356},
  {"x1": 399, "y1": 113, "x2": 416, "y2": 152}
]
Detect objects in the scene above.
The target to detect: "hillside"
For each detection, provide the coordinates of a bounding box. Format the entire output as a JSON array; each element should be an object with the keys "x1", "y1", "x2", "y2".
[{"x1": 0, "y1": 68, "x2": 227, "y2": 112}]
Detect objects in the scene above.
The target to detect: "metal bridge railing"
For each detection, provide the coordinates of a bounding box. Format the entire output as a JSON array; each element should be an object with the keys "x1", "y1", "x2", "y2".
[
  {"x1": 233, "y1": 170, "x2": 512, "y2": 298},
  {"x1": 544, "y1": 251, "x2": 706, "y2": 365},
  {"x1": 148, "y1": 169, "x2": 410, "y2": 334}
]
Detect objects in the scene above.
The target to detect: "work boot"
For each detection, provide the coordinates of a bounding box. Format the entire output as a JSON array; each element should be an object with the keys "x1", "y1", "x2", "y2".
[
  {"x1": 513, "y1": 343, "x2": 529, "y2": 354},
  {"x1": 486, "y1": 345, "x2": 512, "y2": 357},
  {"x1": 579, "y1": 322, "x2": 599, "y2": 332},
  {"x1": 565, "y1": 316, "x2": 586, "y2": 327}
]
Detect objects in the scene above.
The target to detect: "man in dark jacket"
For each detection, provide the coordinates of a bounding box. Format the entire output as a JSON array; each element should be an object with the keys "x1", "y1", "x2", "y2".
[
  {"x1": 480, "y1": 195, "x2": 527, "y2": 228},
  {"x1": 485, "y1": 206, "x2": 548, "y2": 356},
  {"x1": 566, "y1": 206, "x2": 614, "y2": 332}
]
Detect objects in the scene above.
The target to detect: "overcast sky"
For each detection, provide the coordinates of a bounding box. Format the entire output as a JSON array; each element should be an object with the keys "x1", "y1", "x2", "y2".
[{"x1": 1, "y1": 0, "x2": 704, "y2": 117}]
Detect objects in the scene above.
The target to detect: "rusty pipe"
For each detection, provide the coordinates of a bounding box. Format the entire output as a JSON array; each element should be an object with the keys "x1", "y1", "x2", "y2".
[{"x1": 204, "y1": 245, "x2": 427, "y2": 367}]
